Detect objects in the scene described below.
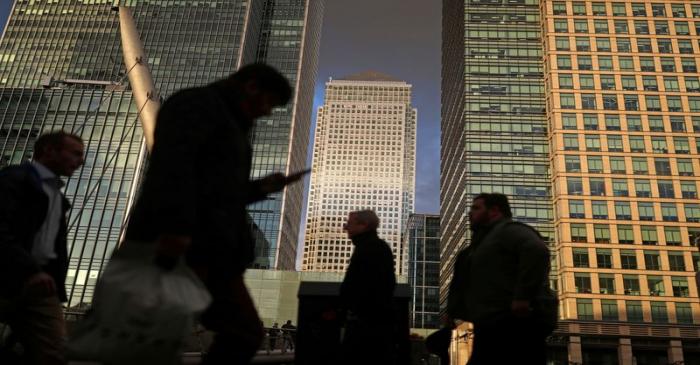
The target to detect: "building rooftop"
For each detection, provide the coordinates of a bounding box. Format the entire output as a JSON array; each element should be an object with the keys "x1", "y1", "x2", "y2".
[{"x1": 337, "y1": 70, "x2": 405, "y2": 82}]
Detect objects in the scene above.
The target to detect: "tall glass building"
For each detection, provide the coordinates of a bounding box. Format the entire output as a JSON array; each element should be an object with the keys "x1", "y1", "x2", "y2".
[
  {"x1": 404, "y1": 214, "x2": 440, "y2": 329},
  {"x1": 0, "y1": 0, "x2": 323, "y2": 306}
]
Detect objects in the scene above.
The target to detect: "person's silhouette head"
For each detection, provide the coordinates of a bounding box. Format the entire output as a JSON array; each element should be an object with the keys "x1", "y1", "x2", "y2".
[
  {"x1": 225, "y1": 63, "x2": 292, "y2": 120},
  {"x1": 286, "y1": 320, "x2": 292, "y2": 325},
  {"x1": 343, "y1": 210, "x2": 380, "y2": 239},
  {"x1": 468, "y1": 193, "x2": 512, "y2": 230},
  {"x1": 33, "y1": 131, "x2": 85, "y2": 177}
]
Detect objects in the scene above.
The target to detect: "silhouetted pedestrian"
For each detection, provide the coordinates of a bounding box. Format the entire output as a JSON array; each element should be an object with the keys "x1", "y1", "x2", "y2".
[
  {"x1": 269, "y1": 322, "x2": 280, "y2": 350},
  {"x1": 124, "y1": 63, "x2": 306, "y2": 365},
  {"x1": 339, "y1": 210, "x2": 397, "y2": 365},
  {"x1": 447, "y1": 193, "x2": 554, "y2": 365},
  {"x1": 0, "y1": 131, "x2": 85, "y2": 365},
  {"x1": 281, "y1": 319, "x2": 296, "y2": 351}
]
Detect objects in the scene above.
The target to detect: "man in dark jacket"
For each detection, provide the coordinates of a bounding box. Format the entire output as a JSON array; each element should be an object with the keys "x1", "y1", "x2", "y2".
[
  {"x1": 0, "y1": 131, "x2": 85, "y2": 365},
  {"x1": 339, "y1": 210, "x2": 396, "y2": 365},
  {"x1": 447, "y1": 193, "x2": 552, "y2": 365},
  {"x1": 124, "y1": 63, "x2": 305, "y2": 365}
]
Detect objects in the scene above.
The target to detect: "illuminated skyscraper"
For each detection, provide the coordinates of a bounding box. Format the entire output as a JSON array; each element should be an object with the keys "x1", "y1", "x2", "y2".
[{"x1": 302, "y1": 71, "x2": 416, "y2": 276}]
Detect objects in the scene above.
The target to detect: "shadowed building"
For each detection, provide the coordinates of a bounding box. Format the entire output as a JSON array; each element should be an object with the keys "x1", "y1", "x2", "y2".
[{"x1": 404, "y1": 214, "x2": 440, "y2": 329}]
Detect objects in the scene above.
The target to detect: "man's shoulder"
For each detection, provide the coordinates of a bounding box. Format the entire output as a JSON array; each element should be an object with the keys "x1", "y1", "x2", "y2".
[
  {"x1": 0, "y1": 163, "x2": 34, "y2": 183},
  {"x1": 500, "y1": 220, "x2": 543, "y2": 239},
  {"x1": 162, "y1": 86, "x2": 216, "y2": 110}
]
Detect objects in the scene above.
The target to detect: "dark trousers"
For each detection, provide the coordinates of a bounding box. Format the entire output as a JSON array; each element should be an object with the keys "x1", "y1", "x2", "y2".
[
  {"x1": 340, "y1": 319, "x2": 395, "y2": 365},
  {"x1": 467, "y1": 314, "x2": 547, "y2": 365},
  {"x1": 200, "y1": 274, "x2": 264, "y2": 365}
]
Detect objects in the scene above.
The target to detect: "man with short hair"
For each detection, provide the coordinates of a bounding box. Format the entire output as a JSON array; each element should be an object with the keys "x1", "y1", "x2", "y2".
[
  {"x1": 339, "y1": 209, "x2": 396, "y2": 365},
  {"x1": 0, "y1": 131, "x2": 85, "y2": 365},
  {"x1": 125, "y1": 63, "x2": 306, "y2": 364},
  {"x1": 447, "y1": 193, "x2": 553, "y2": 365}
]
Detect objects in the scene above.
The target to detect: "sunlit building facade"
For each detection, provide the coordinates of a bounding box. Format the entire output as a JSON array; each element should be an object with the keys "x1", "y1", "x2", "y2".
[{"x1": 302, "y1": 72, "x2": 416, "y2": 276}]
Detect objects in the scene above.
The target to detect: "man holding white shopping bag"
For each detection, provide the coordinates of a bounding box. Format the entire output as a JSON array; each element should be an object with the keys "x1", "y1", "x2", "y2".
[{"x1": 124, "y1": 63, "x2": 306, "y2": 364}]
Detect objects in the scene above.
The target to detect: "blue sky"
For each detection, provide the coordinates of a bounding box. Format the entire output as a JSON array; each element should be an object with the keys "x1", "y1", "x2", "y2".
[{"x1": 0, "y1": 1, "x2": 441, "y2": 214}]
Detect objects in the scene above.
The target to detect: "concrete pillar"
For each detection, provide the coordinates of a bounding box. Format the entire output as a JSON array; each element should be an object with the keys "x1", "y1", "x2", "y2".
[
  {"x1": 618, "y1": 338, "x2": 634, "y2": 365},
  {"x1": 668, "y1": 340, "x2": 684, "y2": 364},
  {"x1": 568, "y1": 336, "x2": 583, "y2": 364}
]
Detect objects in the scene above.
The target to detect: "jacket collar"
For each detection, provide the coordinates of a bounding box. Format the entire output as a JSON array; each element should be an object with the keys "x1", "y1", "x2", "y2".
[{"x1": 350, "y1": 230, "x2": 379, "y2": 246}]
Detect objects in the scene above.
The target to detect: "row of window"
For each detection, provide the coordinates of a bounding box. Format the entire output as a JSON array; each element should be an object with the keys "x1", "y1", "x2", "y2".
[
  {"x1": 566, "y1": 222, "x2": 699, "y2": 246},
  {"x1": 558, "y1": 93, "x2": 700, "y2": 113},
  {"x1": 576, "y1": 299, "x2": 693, "y2": 324},
  {"x1": 555, "y1": 55, "x2": 696, "y2": 72},
  {"x1": 553, "y1": 19, "x2": 699, "y2": 37},
  {"x1": 565, "y1": 199, "x2": 700, "y2": 223},
  {"x1": 571, "y1": 248, "x2": 696, "y2": 271},
  {"x1": 561, "y1": 135, "x2": 698, "y2": 154},
  {"x1": 557, "y1": 73, "x2": 699, "y2": 93},
  {"x1": 553, "y1": 2, "x2": 700, "y2": 19},
  {"x1": 559, "y1": 113, "x2": 699, "y2": 133},
  {"x1": 573, "y1": 273, "x2": 691, "y2": 298},
  {"x1": 563, "y1": 174, "x2": 697, "y2": 199}
]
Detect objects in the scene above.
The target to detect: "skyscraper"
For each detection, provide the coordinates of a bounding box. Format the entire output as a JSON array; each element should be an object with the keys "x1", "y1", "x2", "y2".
[
  {"x1": 302, "y1": 71, "x2": 416, "y2": 276},
  {"x1": 0, "y1": 0, "x2": 323, "y2": 306},
  {"x1": 404, "y1": 214, "x2": 441, "y2": 329},
  {"x1": 443, "y1": 0, "x2": 700, "y2": 362}
]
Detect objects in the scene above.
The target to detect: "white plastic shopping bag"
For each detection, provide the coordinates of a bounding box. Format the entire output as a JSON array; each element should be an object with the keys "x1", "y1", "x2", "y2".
[{"x1": 67, "y1": 241, "x2": 211, "y2": 365}]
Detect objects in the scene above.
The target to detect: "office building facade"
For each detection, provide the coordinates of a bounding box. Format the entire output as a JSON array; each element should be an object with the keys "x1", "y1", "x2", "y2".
[
  {"x1": 0, "y1": 0, "x2": 322, "y2": 306},
  {"x1": 302, "y1": 71, "x2": 416, "y2": 276},
  {"x1": 404, "y1": 214, "x2": 441, "y2": 329}
]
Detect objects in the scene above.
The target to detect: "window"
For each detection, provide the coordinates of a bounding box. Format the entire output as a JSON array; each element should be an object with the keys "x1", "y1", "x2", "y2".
[
  {"x1": 585, "y1": 135, "x2": 601, "y2": 151},
  {"x1": 595, "y1": 37, "x2": 611, "y2": 52},
  {"x1": 641, "y1": 225, "x2": 659, "y2": 244},
  {"x1": 657, "y1": 38, "x2": 673, "y2": 53},
  {"x1": 645, "y1": 251, "x2": 661, "y2": 270},
  {"x1": 665, "y1": 227, "x2": 682, "y2": 246},
  {"x1": 616, "y1": 38, "x2": 631, "y2": 52},
  {"x1": 678, "y1": 159, "x2": 694, "y2": 176},
  {"x1": 592, "y1": 2, "x2": 606, "y2": 16},
  {"x1": 676, "y1": 303, "x2": 694, "y2": 324},
  {"x1": 592, "y1": 201, "x2": 608, "y2": 219},
  {"x1": 600, "y1": 75, "x2": 615, "y2": 90},
  {"x1": 607, "y1": 135, "x2": 623, "y2": 152},
  {"x1": 681, "y1": 181, "x2": 697, "y2": 198},
  {"x1": 565, "y1": 155, "x2": 581, "y2": 172},
  {"x1": 677, "y1": 39, "x2": 693, "y2": 53},
  {"x1": 664, "y1": 76, "x2": 680, "y2": 91},
  {"x1": 573, "y1": 248, "x2": 590, "y2": 268},
  {"x1": 574, "y1": 20, "x2": 589, "y2": 33},
  {"x1": 648, "y1": 276, "x2": 665, "y2": 296},
  {"x1": 602, "y1": 300, "x2": 618, "y2": 320},
  {"x1": 691, "y1": 97, "x2": 700, "y2": 112},
  {"x1": 694, "y1": 5, "x2": 700, "y2": 18},
  {"x1": 661, "y1": 58, "x2": 676, "y2": 72},
  {"x1": 655, "y1": 20, "x2": 670, "y2": 34},
  {"x1": 612, "y1": 3, "x2": 627, "y2": 17},
  {"x1": 632, "y1": 157, "x2": 649, "y2": 174},
  {"x1": 623, "y1": 274, "x2": 640, "y2": 295},
  {"x1": 635, "y1": 179, "x2": 652, "y2": 197},
  {"x1": 577, "y1": 299, "x2": 593, "y2": 320},
  {"x1": 590, "y1": 178, "x2": 606, "y2": 196},
  {"x1": 581, "y1": 114, "x2": 597, "y2": 130},
  {"x1": 650, "y1": 302, "x2": 668, "y2": 323},
  {"x1": 576, "y1": 37, "x2": 591, "y2": 51},
  {"x1": 594, "y1": 224, "x2": 611, "y2": 243},
  {"x1": 569, "y1": 200, "x2": 585, "y2": 218},
  {"x1": 560, "y1": 93, "x2": 575, "y2": 109},
  {"x1": 606, "y1": 115, "x2": 621, "y2": 130},
  {"x1": 567, "y1": 177, "x2": 583, "y2": 196},
  {"x1": 671, "y1": 277, "x2": 690, "y2": 297},
  {"x1": 571, "y1": 2, "x2": 586, "y2": 15},
  {"x1": 640, "y1": 57, "x2": 656, "y2": 71},
  {"x1": 571, "y1": 223, "x2": 587, "y2": 242},
  {"x1": 627, "y1": 116, "x2": 642, "y2": 131},
  {"x1": 682, "y1": 58, "x2": 697, "y2": 72},
  {"x1": 668, "y1": 96, "x2": 684, "y2": 112},
  {"x1": 581, "y1": 94, "x2": 596, "y2": 109},
  {"x1": 669, "y1": 253, "x2": 687, "y2": 271},
  {"x1": 553, "y1": 2, "x2": 567, "y2": 15},
  {"x1": 598, "y1": 56, "x2": 613, "y2": 70},
  {"x1": 624, "y1": 95, "x2": 639, "y2": 110},
  {"x1": 670, "y1": 117, "x2": 686, "y2": 132},
  {"x1": 621, "y1": 75, "x2": 637, "y2": 91},
  {"x1": 685, "y1": 204, "x2": 700, "y2": 222},
  {"x1": 599, "y1": 274, "x2": 616, "y2": 294},
  {"x1": 578, "y1": 55, "x2": 592, "y2": 70},
  {"x1": 614, "y1": 19, "x2": 629, "y2": 33},
  {"x1": 626, "y1": 301, "x2": 644, "y2": 322},
  {"x1": 564, "y1": 134, "x2": 579, "y2": 150},
  {"x1": 638, "y1": 202, "x2": 655, "y2": 221},
  {"x1": 633, "y1": 3, "x2": 648, "y2": 17},
  {"x1": 671, "y1": 4, "x2": 686, "y2": 18},
  {"x1": 618, "y1": 56, "x2": 634, "y2": 70},
  {"x1": 555, "y1": 36, "x2": 570, "y2": 50},
  {"x1": 634, "y1": 20, "x2": 650, "y2": 34},
  {"x1": 562, "y1": 113, "x2": 577, "y2": 129},
  {"x1": 651, "y1": 136, "x2": 668, "y2": 153},
  {"x1": 618, "y1": 224, "x2": 634, "y2": 243},
  {"x1": 558, "y1": 74, "x2": 573, "y2": 89},
  {"x1": 643, "y1": 76, "x2": 659, "y2": 91},
  {"x1": 612, "y1": 178, "x2": 629, "y2": 196},
  {"x1": 597, "y1": 249, "x2": 613, "y2": 268},
  {"x1": 594, "y1": 19, "x2": 609, "y2": 33},
  {"x1": 650, "y1": 3, "x2": 664, "y2": 17},
  {"x1": 657, "y1": 180, "x2": 675, "y2": 198},
  {"x1": 675, "y1": 21, "x2": 690, "y2": 35},
  {"x1": 616, "y1": 203, "x2": 633, "y2": 221},
  {"x1": 588, "y1": 156, "x2": 604, "y2": 173},
  {"x1": 649, "y1": 116, "x2": 665, "y2": 131},
  {"x1": 558, "y1": 56, "x2": 572, "y2": 70},
  {"x1": 554, "y1": 19, "x2": 569, "y2": 33},
  {"x1": 579, "y1": 74, "x2": 594, "y2": 89},
  {"x1": 646, "y1": 95, "x2": 661, "y2": 111},
  {"x1": 673, "y1": 137, "x2": 690, "y2": 154},
  {"x1": 685, "y1": 77, "x2": 700, "y2": 92},
  {"x1": 654, "y1": 158, "x2": 672, "y2": 175}
]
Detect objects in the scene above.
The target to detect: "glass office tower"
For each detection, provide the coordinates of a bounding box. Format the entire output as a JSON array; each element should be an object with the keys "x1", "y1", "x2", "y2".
[{"x1": 404, "y1": 214, "x2": 441, "y2": 329}]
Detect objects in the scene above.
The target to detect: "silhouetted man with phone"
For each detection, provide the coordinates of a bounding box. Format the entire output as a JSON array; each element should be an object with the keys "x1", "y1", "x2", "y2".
[{"x1": 125, "y1": 63, "x2": 307, "y2": 364}]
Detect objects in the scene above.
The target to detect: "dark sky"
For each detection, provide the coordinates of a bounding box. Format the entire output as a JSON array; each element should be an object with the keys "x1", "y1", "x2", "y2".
[
  {"x1": 310, "y1": 0, "x2": 441, "y2": 214},
  {"x1": 0, "y1": 1, "x2": 442, "y2": 214}
]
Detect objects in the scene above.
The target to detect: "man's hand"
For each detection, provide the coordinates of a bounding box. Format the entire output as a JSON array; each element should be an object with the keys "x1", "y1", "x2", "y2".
[
  {"x1": 511, "y1": 299, "x2": 532, "y2": 318},
  {"x1": 154, "y1": 234, "x2": 192, "y2": 270},
  {"x1": 258, "y1": 169, "x2": 310, "y2": 195},
  {"x1": 25, "y1": 272, "x2": 56, "y2": 297}
]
